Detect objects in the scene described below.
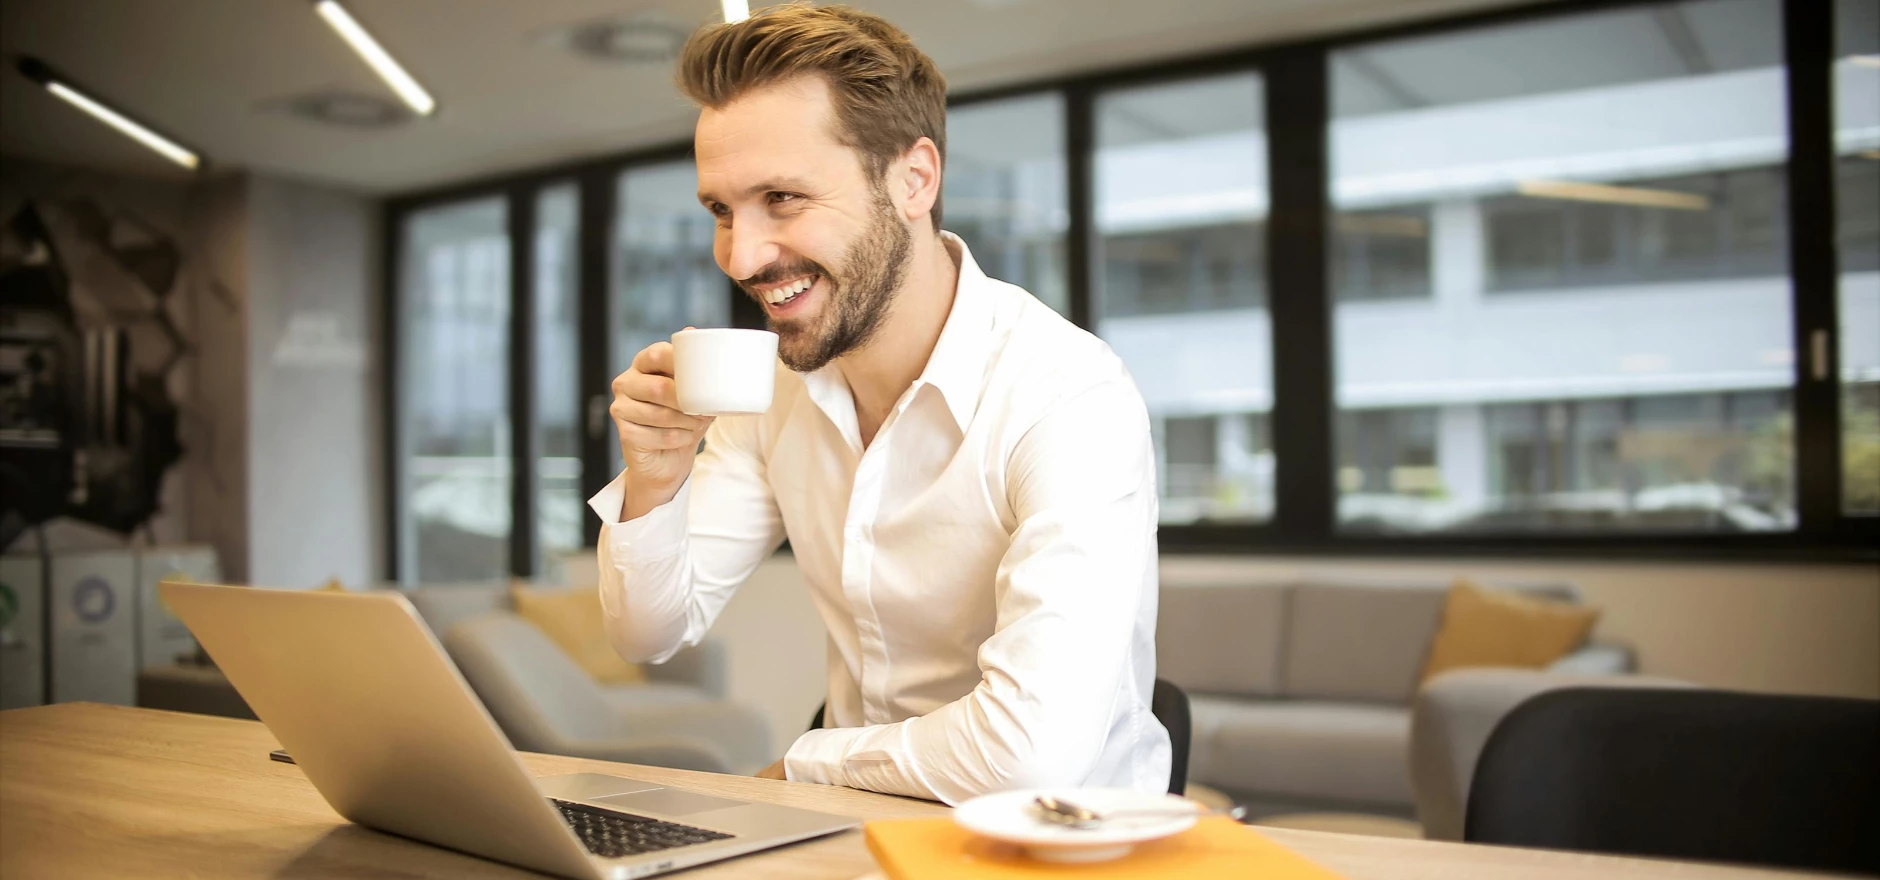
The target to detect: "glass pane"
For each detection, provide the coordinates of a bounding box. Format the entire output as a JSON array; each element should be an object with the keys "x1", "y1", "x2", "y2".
[
  {"x1": 399, "y1": 197, "x2": 510, "y2": 581},
  {"x1": 1094, "y1": 72, "x2": 1272, "y2": 524},
  {"x1": 1836, "y1": 0, "x2": 1880, "y2": 515},
  {"x1": 612, "y1": 161, "x2": 731, "y2": 476},
  {"x1": 1329, "y1": 0, "x2": 1796, "y2": 534},
  {"x1": 945, "y1": 93, "x2": 1069, "y2": 314},
  {"x1": 534, "y1": 185, "x2": 581, "y2": 563}
]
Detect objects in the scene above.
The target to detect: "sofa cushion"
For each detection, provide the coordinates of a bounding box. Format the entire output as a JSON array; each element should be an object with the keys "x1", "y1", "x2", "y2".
[
  {"x1": 1156, "y1": 583, "x2": 1288, "y2": 697},
  {"x1": 1282, "y1": 582, "x2": 1447, "y2": 704},
  {"x1": 1419, "y1": 579, "x2": 1600, "y2": 683},
  {"x1": 1189, "y1": 696, "x2": 1413, "y2": 808},
  {"x1": 511, "y1": 584, "x2": 644, "y2": 685}
]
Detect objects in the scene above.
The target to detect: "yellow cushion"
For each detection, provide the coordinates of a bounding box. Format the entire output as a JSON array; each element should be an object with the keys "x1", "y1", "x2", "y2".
[
  {"x1": 509, "y1": 584, "x2": 644, "y2": 685},
  {"x1": 1420, "y1": 579, "x2": 1601, "y2": 683},
  {"x1": 317, "y1": 578, "x2": 347, "y2": 592}
]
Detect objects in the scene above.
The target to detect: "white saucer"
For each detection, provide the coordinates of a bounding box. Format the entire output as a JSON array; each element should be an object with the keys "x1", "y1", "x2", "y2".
[{"x1": 952, "y1": 788, "x2": 1200, "y2": 863}]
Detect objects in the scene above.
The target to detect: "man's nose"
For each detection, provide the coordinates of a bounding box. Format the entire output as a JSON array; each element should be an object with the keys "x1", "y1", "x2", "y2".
[{"x1": 723, "y1": 215, "x2": 782, "y2": 283}]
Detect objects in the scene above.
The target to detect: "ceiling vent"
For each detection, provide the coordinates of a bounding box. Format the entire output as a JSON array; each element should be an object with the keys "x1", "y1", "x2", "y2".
[
  {"x1": 539, "y1": 15, "x2": 690, "y2": 64},
  {"x1": 271, "y1": 90, "x2": 413, "y2": 129}
]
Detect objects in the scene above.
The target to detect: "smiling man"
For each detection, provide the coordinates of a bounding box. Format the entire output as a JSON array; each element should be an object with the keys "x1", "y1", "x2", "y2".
[{"x1": 590, "y1": 4, "x2": 1170, "y2": 804}]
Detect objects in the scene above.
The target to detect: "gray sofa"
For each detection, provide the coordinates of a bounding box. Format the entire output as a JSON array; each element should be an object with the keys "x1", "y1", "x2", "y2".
[
  {"x1": 407, "y1": 584, "x2": 771, "y2": 775},
  {"x1": 1156, "y1": 578, "x2": 1634, "y2": 819},
  {"x1": 139, "y1": 583, "x2": 770, "y2": 776}
]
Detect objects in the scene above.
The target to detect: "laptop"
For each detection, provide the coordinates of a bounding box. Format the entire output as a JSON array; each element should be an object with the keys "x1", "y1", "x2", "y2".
[{"x1": 160, "y1": 581, "x2": 857, "y2": 880}]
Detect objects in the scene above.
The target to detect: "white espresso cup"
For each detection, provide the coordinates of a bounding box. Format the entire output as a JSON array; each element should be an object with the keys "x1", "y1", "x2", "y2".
[{"x1": 671, "y1": 328, "x2": 779, "y2": 416}]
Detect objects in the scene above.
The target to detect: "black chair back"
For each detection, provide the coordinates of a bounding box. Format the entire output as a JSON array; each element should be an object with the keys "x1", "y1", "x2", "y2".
[
  {"x1": 806, "y1": 677, "x2": 1193, "y2": 796},
  {"x1": 1467, "y1": 687, "x2": 1880, "y2": 875},
  {"x1": 1151, "y1": 678, "x2": 1191, "y2": 795}
]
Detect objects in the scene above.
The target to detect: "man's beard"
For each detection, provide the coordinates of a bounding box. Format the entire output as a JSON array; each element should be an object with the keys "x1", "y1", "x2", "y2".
[{"x1": 741, "y1": 188, "x2": 912, "y2": 373}]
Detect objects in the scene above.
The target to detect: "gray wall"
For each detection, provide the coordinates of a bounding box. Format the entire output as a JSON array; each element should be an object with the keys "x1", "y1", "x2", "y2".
[
  {"x1": 245, "y1": 175, "x2": 382, "y2": 588},
  {"x1": 1, "y1": 159, "x2": 382, "y2": 586}
]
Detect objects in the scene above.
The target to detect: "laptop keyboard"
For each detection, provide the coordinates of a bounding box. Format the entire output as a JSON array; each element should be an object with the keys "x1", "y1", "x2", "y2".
[{"x1": 551, "y1": 798, "x2": 735, "y2": 859}]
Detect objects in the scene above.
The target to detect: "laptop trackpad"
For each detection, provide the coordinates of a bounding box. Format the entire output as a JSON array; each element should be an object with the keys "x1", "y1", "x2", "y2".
[{"x1": 595, "y1": 789, "x2": 749, "y2": 817}]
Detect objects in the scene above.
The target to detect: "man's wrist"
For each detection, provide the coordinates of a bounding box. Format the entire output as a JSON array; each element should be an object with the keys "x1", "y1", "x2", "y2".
[{"x1": 619, "y1": 473, "x2": 685, "y2": 521}]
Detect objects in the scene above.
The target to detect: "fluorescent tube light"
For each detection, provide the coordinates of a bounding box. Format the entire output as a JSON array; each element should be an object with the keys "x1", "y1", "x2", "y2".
[
  {"x1": 1849, "y1": 55, "x2": 1880, "y2": 69},
  {"x1": 17, "y1": 58, "x2": 200, "y2": 170},
  {"x1": 722, "y1": 0, "x2": 751, "y2": 23},
  {"x1": 1517, "y1": 179, "x2": 1710, "y2": 211},
  {"x1": 315, "y1": 0, "x2": 436, "y2": 116}
]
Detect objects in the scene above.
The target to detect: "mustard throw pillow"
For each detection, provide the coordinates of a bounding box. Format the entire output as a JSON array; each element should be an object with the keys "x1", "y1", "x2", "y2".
[
  {"x1": 1420, "y1": 579, "x2": 1600, "y2": 683},
  {"x1": 509, "y1": 584, "x2": 645, "y2": 685}
]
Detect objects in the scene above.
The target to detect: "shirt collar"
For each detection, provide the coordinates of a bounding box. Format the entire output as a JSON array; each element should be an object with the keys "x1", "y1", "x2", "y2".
[
  {"x1": 799, "y1": 231, "x2": 994, "y2": 437},
  {"x1": 919, "y1": 232, "x2": 994, "y2": 433}
]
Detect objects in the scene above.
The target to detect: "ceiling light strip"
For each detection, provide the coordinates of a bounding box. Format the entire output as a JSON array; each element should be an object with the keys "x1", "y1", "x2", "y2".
[
  {"x1": 722, "y1": 0, "x2": 751, "y2": 24},
  {"x1": 17, "y1": 59, "x2": 201, "y2": 170},
  {"x1": 315, "y1": 0, "x2": 436, "y2": 115},
  {"x1": 1517, "y1": 179, "x2": 1710, "y2": 211}
]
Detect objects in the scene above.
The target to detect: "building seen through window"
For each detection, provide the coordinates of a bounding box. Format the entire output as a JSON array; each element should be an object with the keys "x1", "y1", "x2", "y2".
[
  {"x1": 609, "y1": 161, "x2": 731, "y2": 478},
  {"x1": 945, "y1": 93, "x2": 1070, "y2": 315},
  {"x1": 1835, "y1": 0, "x2": 1880, "y2": 515},
  {"x1": 1320, "y1": 0, "x2": 1813, "y2": 533},
  {"x1": 398, "y1": 197, "x2": 512, "y2": 580},
  {"x1": 1094, "y1": 72, "x2": 1276, "y2": 524}
]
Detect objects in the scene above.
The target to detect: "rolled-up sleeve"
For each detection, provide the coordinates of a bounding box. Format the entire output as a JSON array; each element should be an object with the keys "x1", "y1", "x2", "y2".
[
  {"x1": 590, "y1": 413, "x2": 785, "y2": 665},
  {"x1": 782, "y1": 378, "x2": 1160, "y2": 803}
]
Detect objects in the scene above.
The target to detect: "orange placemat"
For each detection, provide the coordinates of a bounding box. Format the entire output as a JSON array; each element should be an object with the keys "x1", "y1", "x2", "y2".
[{"x1": 865, "y1": 816, "x2": 1345, "y2": 879}]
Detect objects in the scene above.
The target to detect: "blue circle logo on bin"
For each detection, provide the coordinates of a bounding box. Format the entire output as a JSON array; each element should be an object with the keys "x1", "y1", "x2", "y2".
[{"x1": 73, "y1": 576, "x2": 116, "y2": 624}]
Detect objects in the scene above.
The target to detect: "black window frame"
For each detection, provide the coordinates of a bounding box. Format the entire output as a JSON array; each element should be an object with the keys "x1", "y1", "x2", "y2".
[{"x1": 381, "y1": 0, "x2": 1876, "y2": 582}]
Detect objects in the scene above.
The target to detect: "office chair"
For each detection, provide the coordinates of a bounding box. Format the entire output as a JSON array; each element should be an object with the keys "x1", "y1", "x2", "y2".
[
  {"x1": 807, "y1": 678, "x2": 1192, "y2": 796},
  {"x1": 1465, "y1": 687, "x2": 1880, "y2": 875}
]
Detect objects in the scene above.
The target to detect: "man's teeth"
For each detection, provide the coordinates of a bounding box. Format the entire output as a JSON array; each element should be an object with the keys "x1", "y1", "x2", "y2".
[{"x1": 763, "y1": 276, "x2": 815, "y2": 304}]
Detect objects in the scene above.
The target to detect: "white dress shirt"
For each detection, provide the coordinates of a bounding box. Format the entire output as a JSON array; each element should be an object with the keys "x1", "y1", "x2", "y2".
[{"x1": 588, "y1": 233, "x2": 1170, "y2": 805}]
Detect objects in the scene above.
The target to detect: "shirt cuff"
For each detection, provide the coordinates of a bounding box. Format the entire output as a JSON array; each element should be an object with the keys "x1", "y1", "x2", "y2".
[
  {"x1": 588, "y1": 471, "x2": 691, "y2": 560},
  {"x1": 783, "y1": 726, "x2": 864, "y2": 786},
  {"x1": 783, "y1": 723, "x2": 943, "y2": 802}
]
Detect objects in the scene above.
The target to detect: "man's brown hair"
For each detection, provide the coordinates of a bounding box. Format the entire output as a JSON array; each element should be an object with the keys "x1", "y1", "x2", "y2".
[{"x1": 678, "y1": 3, "x2": 949, "y2": 227}]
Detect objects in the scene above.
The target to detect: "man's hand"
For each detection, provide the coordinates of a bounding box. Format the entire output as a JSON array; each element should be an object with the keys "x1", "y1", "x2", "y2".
[
  {"x1": 754, "y1": 758, "x2": 787, "y2": 780},
  {"x1": 611, "y1": 338, "x2": 715, "y2": 520}
]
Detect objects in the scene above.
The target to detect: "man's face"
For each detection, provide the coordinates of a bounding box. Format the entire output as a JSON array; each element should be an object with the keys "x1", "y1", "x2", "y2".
[{"x1": 695, "y1": 76, "x2": 912, "y2": 373}]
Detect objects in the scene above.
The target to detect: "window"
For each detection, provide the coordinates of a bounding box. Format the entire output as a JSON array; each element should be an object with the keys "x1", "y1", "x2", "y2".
[
  {"x1": 1338, "y1": 408, "x2": 1439, "y2": 490},
  {"x1": 1837, "y1": 0, "x2": 1880, "y2": 515},
  {"x1": 1329, "y1": 0, "x2": 1796, "y2": 534},
  {"x1": 1334, "y1": 207, "x2": 1432, "y2": 302},
  {"x1": 1482, "y1": 167, "x2": 1788, "y2": 293},
  {"x1": 1102, "y1": 225, "x2": 1265, "y2": 317},
  {"x1": 387, "y1": 0, "x2": 1866, "y2": 561},
  {"x1": 610, "y1": 161, "x2": 731, "y2": 477},
  {"x1": 1095, "y1": 72, "x2": 1273, "y2": 524},
  {"x1": 534, "y1": 185, "x2": 582, "y2": 563},
  {"x1": 945, "y1": 93, "x2": 1069, "y2": 313},
  {"x1": 398, "y1": 197, "x2": 510, "y2": 581},
  {"x1": 1462, "y1": 392, "x2": 1790, "y2": 532}
]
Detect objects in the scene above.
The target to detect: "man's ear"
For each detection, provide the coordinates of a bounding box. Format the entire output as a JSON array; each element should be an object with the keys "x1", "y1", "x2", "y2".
[{"x1": 896, "y1": 136, "x2": 942, "y2": 226}]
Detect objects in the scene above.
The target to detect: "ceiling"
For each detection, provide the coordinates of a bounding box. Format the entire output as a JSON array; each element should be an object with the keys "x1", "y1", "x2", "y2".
[
  {"x1": 0, "y1": 0, "x2": 1545, "y2": 196},
  {"x1": 1330, "y1": 0, "x2": 1782, "y2": 117}
]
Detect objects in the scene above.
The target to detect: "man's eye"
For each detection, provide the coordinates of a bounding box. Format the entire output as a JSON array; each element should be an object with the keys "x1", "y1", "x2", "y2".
[
  {"x1": 769, "y1": 192, "x2": 801, "y2": 205},
  {"x1": 708, "y1": 203, "x2": 730, "y2": 217}
]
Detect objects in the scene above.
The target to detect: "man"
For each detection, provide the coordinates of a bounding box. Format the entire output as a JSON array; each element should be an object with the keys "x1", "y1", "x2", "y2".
[{"x1": 592, "y1": 4, "x2": 1168, "y2": 805}]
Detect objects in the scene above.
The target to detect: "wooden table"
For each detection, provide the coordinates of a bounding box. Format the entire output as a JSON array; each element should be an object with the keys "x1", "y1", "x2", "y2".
[{"x1": 0, "y1": 704, "x2": 1836, "y2": 880}]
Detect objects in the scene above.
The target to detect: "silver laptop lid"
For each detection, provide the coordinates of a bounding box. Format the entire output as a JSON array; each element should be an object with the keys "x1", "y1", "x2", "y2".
[{"x1": 160, "y1": 581, "x2": 602, "y2": 880}]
